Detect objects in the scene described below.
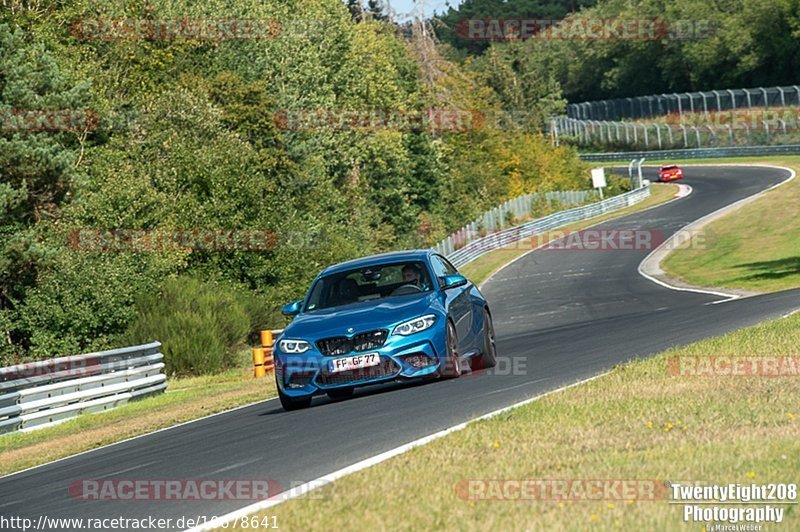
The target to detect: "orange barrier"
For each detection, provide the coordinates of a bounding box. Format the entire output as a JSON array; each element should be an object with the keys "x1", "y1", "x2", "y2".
[{"x1": 253, "y1": 330, "x2": 279, "y2": 378}]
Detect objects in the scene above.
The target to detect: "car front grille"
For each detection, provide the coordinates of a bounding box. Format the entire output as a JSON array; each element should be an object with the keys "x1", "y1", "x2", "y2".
[
  {"x1": 315, "y1": 357, "x2": 400, "y2": 387},
  {"x1": 316, "y1": 329, "x2": 388, "y2": 357}
]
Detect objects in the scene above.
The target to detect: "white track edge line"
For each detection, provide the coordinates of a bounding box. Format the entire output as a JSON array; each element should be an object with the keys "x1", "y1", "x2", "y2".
[
  {"x1": 782, "y1": 308, "x2": 800, "y2": 319},
  {"x1": 188, "y1": 371, "x2": 612, "y2": 532},
  {"x1": 636, "y1": 164, "x2": 796, "y2": 302},
  {"x1": 479, "y1": 182, "x2": 690, "y2": 290},
  {"x1": 0, "y1": 395, "x2": 279, "y2": 481},
  {"x1": 190, "y1": 164, "x2": 794, "y2": 529},
  {"x1": 4, "y1": 167, "x2": 791, "y2": 482}
]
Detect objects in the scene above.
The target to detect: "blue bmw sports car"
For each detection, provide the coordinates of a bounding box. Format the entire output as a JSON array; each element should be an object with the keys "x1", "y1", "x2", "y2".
[{"x1": 274, "y1": 250, "x2": 497, "y2": 410}]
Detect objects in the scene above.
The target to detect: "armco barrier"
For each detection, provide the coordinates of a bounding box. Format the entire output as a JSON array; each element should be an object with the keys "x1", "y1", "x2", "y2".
[
  {"x1": 0, "y1": 343, "x2": 166, "y2": 435},
  {"x1": 434, "y1": 189, "x2": 600, "y2": 257},
  {"x1": 445, "y1": 184, "x2": 651, "y2": 268},
  {"x1": 579, "y1": 145, "x2": 800, "y2": 162}
]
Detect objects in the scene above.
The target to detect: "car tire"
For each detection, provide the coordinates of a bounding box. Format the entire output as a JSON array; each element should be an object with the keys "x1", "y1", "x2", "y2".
[
  {"x1": 476, "y1": 309, "x2": 497, "y2": 369},
  {"x1": 327, "y1": 387, "x2": 354, "y2": 400},
  {"x1": 441, "y1": 320, "x2": 463, "y2": 379},
  {"x1": 278, "y1": 387, "x2": 312, "y2": 411}
]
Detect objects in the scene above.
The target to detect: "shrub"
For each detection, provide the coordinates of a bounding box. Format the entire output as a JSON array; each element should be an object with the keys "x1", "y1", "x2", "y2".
[{"x1": 124, "y1": 277, "x2": 254, "y2": 376}]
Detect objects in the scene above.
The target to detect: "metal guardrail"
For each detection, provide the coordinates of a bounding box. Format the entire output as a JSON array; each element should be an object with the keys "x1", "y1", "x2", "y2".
[
  {"x1": 579, "y1": 145, "x2": 800, "y2": 162},
  {"x1": 0, "y1": 343, "x2": 166, "y2": 435},
  {"x1": 434, "y1": 189, "x2": 600, "y2": 257},
  {"x1": 445, "y1": 184, "x2": 651, "y2": 269}
]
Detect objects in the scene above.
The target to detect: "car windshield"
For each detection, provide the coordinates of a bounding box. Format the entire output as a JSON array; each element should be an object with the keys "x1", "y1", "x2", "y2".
[
  {"x1": 661, "y1": 165, "x2": 678, "y2": 170},
  {"x1": 305, "y1": 261, "x2": 434, "y2": 311}
]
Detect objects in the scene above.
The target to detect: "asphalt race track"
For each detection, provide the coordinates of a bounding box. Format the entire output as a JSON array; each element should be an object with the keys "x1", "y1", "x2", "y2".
[{"x1": 2, "y1": 165, "x2": 799, "y2": 530}]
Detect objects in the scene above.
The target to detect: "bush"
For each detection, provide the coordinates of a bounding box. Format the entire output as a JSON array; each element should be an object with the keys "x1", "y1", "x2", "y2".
[
  {"x1": 19, "y1": 250, "x2": 169, "y2": 356},
  {"x1": 124, "y1": 277, "x2": 255, "y2": 376},
  {"x1": 606, "y1": 174, "x2": 632, "y2": 196}
]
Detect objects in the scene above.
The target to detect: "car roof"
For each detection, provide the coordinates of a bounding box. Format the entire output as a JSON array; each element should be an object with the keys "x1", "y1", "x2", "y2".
[{"x1": 320, "y1": 249, "x2": 435, "y2": 276}]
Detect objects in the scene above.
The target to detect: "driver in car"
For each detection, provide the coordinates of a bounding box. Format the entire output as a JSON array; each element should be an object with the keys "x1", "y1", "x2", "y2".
[{"x1": 401, "y1": 264, "x2": 424, "y2": 289}]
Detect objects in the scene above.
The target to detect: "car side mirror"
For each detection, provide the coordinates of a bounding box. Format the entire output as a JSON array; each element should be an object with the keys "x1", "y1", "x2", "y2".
[
  {"x1": 281, "y1": 300, "x2": 303, "y2": 317},
  {"x1": 443, "y1": 274, "x2": 468, "y2": 290}
]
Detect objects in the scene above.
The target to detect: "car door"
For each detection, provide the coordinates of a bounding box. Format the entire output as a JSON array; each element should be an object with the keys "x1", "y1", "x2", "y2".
[{"x1": 431, "y1": 255, "x2": 473, "y2": 352}]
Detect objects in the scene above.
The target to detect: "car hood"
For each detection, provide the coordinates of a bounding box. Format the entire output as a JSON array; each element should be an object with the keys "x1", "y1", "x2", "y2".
[{"x1": 283, "y1": 292, "x2": 442, "y2": 340}]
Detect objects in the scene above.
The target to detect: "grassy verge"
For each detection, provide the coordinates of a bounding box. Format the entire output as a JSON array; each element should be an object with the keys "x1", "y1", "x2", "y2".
[
  {"x1": 657, "y1": 157, "x2": 800, "y2": 293},
  {"x1": 0, "y1": 361, "x2": 276, "y2": 477},
  {"x1": 461, "y1": 183, "x2": 679, "y2": 286},
  {"x1": 244, "y1": 312, "x2": 800, "y2": 531}
]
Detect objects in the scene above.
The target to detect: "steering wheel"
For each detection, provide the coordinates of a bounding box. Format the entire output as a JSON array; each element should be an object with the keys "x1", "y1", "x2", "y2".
[{"x1": 391, "y1": 284, "x2": 423, "y2": 296}]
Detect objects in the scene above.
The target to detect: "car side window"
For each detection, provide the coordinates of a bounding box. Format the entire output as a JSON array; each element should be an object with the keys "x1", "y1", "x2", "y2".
[
  {"x1": 440, "y1": 256, "x2": 458, "y2": 276},
  {"x1": 430, "y1": 255, "x2": 457, "y2": 288}
]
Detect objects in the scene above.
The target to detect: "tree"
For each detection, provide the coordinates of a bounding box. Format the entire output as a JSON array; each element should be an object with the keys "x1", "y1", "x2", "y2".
[
  {"x1": 471, "y1": 41, "x2": 567, "y2": 132},
  {"x1": 0, "y1": 24, "x2": 90, "y2": 354},
  {"x1": 436, "y1": 0, "x2": 598, "y2": 55},
  {"x1": 347, "y1": 0, "x2": 366, "y2": 20},
  {"x1": 367, "y1": 0, "x2": 388, "y2": 21}
]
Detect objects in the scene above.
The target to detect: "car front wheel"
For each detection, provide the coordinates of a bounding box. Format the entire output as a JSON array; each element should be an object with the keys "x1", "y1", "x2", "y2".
[
  {"x1": 441, "y1": 320, "x2": 463, "y2": 379},
  {"x1": 278, "y1": 386, "x2": 312, "y2": 411},
  {"x1": 476, "y1": 309, "x2": 497, "y2": 369}
]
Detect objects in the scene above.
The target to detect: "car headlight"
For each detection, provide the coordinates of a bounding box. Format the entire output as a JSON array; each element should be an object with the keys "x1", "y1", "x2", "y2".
[
  {"x1": 393, "y1": 314, "x2": 437, "y2": 336},
  {"x1": 278, "y1": 339, "x2": 312, "y2": 353}
]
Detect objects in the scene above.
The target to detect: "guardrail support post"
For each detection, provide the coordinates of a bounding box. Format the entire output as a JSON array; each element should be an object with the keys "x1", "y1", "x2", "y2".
[{"x1": 253, "y1": 347, "x2": 266, "y2": 378}]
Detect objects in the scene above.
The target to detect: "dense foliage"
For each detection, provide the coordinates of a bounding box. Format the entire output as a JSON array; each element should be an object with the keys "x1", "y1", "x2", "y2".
[
  {"x1": 435, "y1": 0, "x2": 800, "y2": 102},
  {"x1": 0, "y1": 0, "x2": 587, "y2": 372}
]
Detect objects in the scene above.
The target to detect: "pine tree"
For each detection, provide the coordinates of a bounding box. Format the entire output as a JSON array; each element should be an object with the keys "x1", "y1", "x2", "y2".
[{"x1": 0, "y1": 24, "x2": 89, "y2": 354}]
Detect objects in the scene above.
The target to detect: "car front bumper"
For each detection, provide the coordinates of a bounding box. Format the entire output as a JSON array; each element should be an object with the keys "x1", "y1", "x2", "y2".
[{"x1": 274, "y1": 327, "x2": 447, "y2": 397}]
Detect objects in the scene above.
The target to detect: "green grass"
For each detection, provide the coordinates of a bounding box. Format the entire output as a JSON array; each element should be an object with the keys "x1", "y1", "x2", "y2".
[
  {"x1": 241, "y1": 312, "x2": 800, "y2": 531},
  {"x1": 0, "y1": 357, "x2": 277, "y2": 477},
  {"x1": 461, "y1": 183, "x2": 679, "y2": 286},
  {"x1": 657, "y1": 157, "x2": 800, "y2": 293}
]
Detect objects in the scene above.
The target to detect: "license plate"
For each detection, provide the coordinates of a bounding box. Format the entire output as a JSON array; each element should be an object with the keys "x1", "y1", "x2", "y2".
[{"x1": 329, "y1": 353, "x2": 380, "y2": 373}]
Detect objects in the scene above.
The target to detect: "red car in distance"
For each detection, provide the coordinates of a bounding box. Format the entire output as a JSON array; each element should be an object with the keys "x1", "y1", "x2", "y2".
[{"x1": 657, "y1": 164, "x2": 683, "y2": 182}]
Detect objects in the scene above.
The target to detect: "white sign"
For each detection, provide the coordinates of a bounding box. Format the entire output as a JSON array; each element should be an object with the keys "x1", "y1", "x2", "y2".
[{"x1": 591, "y1": 167, "x2": 607, "y2": 189}]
